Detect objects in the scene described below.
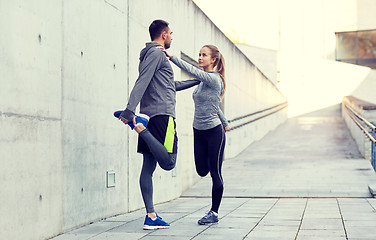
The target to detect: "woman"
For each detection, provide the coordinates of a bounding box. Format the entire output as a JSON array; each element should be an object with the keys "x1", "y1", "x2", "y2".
[{"x1": 162, "y1": 45, "x2": 230, "y2": 225}]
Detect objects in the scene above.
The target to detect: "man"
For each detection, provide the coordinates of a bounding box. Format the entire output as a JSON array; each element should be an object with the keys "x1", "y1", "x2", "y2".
[{"x1": 119, "y1": 19, "x2": 198, "y2": 230}]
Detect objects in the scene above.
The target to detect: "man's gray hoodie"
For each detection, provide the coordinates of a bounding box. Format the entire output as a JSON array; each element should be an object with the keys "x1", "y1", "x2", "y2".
[
  {"x1": 120, "y1": 42, "x2": 199, "y2": 121},
  {"x1": 120, "y1": 42, "x2": 176, "y2": 121}
]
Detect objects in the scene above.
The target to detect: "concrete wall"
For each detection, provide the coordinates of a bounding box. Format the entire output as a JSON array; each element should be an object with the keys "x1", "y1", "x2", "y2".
[
  {"x1": 351, "y1": 70, "x2": 376, "y2": 105},
  {"x1": 0, "y1": 1, "x2": 63, "y2": 239},
  {"x1": 61, "y1": 0, "x2": 129, "y2": 231},
  {"x1": 343, "y1": 111, "x2": 372, "y2": 159},
  {"x1": 0, "y1": 0, "x2": 286, "y2": 239},
  {"x1": 235, "y1": 44, "x2": 278, "y2": 85},
  {"x1": 342, "y1": 69, "x2": 376, "y2": 159},
  {"x1": 342, "y1": 97, "x2": 375, "y2": 160}
]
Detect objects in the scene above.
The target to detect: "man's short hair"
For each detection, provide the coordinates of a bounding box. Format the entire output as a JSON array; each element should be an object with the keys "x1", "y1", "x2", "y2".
[{"x1": 149, "y1": 19, "x2": 169, "y2": 41}]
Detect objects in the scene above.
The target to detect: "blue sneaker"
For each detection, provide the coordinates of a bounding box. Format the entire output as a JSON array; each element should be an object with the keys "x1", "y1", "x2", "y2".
[
  {"x1": 114, "y1": 111, "x2": 149, "y2": 130},
  {"x1": 143, "y1": 215, "x2": 170, "y2": 230}
]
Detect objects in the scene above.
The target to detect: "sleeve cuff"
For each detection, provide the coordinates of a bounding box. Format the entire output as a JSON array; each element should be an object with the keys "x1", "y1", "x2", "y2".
[{"x1": 119, "y1": 108, "x2": 135, "y2": 122}]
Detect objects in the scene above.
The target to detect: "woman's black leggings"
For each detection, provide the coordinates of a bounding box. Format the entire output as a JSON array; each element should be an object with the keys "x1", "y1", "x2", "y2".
[{"x1": 193, "y1": 124, "x2": 226, "y2": 213}]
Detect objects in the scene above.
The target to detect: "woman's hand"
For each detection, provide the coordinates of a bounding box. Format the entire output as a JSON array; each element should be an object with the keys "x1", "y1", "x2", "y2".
[
  {"x1": 156, "y1": 46, "x2": 173, "y2": 59},
  {"x1": 224, "y1": 125, "x2": 231, "y2": 132}
]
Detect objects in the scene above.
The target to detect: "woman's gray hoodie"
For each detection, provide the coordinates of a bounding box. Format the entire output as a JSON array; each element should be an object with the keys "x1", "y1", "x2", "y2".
[{"x1": 170, "y1": 56, "x2": 229, "y2": 130}]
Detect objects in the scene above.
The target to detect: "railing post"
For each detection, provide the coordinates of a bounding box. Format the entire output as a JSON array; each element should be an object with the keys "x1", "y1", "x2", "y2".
[{"x1": 372, "y1": 129, "x2": 376, "y2": 171}]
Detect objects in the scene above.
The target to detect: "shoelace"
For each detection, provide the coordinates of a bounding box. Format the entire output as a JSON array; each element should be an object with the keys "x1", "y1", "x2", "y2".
[{"x1": 203, "y1": 211, "x2": 213, "y2": 219}]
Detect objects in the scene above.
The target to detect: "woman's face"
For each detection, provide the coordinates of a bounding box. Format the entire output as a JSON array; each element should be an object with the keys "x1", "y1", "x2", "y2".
[{"x1": 198, "y1": 47, "x2": 215, "y2": 69}]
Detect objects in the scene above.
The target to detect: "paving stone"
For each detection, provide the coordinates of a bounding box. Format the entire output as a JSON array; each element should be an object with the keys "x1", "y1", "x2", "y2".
[
  {"x1": 345, "y1": 226, "x2": 376, "y2": 238},
  {"x1": 214, "y1": 217, "x2": 259, "y2": 229},
  {"x1": 90, "y1": 232, "x2": 146, "y2": 240},
  {"x1": 193, "y1": 233, "x2": 244, "y2": 240},
  {"x1": 297, "y1": 236, "x2": 346, "y2": 240},
  {"x1": 146, "y1": 227, "x2": 203, "y2": 237},
  {"x1": 142, "y1": 236, "x2": 192, "y2": 240},
  {"x1": 257, "y1": 219, "x2": 301, "y2": 227},
  {"x1": 198, "y1": 226, "x2": 251, "y2": 239},
  {"x1": 343, "y1": 220, "x2": 376, "y2": 227},
  {"x1": 300, "y1": 218, "x2": 344, "y2": 230},
  {"x1": 51, "y1": 106, "x2": 376, "y2": 240},
  {"x1": 65, "y1": 221, "x2": 126, "y2": 236},
  {"x1": 296, "y1": 229, "x2": 346, "y2": 237},
  {"x1": 245, "y1": 229, "x2": 298, "y2": 239},
  {"x1": 106, "y1": 219, "x2": 148, "y2": 234},
  {"x1": 50, "y1": 233, "x2": 94, "y2": 240}
]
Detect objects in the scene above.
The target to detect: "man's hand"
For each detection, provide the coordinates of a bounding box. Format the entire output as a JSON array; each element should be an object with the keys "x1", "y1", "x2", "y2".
[
  {"x1": 119, "y1": 116, "x2": 135, "y2": 126},
  {"x1": 224, "y1": 125, "x2": 231, "y2": 132},
  {"x1": 119, "y1": 117, "x2": 129, "y2": 124}
]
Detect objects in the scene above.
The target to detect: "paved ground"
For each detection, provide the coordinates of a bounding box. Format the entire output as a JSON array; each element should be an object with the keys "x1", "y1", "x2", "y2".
[
  {"x1": 184, "y1": 105, "x2": 373, "y2": 198},
  {"x1": 51, "y1": 105, "x2": 376, "y2": 240}
]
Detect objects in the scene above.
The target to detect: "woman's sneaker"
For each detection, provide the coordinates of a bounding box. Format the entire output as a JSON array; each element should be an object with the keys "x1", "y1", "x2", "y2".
[
  {"x1": 143, "y1": 215, "x2": 170, "y2": 230},
  {"x1": 198, "y1": 211, "x2": 218, "y2": 225},
  {"x1": 114, "y1": 111, "x2": 149, "y2": 130}
]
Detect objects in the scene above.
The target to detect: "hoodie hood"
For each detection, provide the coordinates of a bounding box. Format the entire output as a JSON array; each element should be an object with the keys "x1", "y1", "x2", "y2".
[{"x1": 139, "y1": 42, "x2": 162, "y2": 61}]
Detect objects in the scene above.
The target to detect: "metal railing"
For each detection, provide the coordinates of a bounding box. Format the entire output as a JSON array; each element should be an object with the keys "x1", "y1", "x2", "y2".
[
  {"x1": 344, "y1": 103, "x2": 376, "y2": 171},
  {"x1": 227, "y1": 101, "x2": 288, "y2": 131}
]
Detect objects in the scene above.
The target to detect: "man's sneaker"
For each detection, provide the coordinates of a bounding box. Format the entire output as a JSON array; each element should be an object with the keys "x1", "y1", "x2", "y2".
[
  {"x1": 131, "y1": 113, "x2": 149, "y2": 129},
  {"x1": 143, "y1": 215, "x2": 170, "y2": 230},
  {"x1": 198, "y1": 211, "x2": 218, "y2": 225},
  {"x1": 114, "y1": 111, "x2": 149, "y2": 130}
]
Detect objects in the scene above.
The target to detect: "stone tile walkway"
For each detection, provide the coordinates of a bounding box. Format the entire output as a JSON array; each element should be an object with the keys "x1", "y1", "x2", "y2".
[
  {"x1": 51, "y1": 198, "x2": 376, "y2": 240},
  {"x1": 51, "y1": 105, "x2": 376, "y2": 239}
]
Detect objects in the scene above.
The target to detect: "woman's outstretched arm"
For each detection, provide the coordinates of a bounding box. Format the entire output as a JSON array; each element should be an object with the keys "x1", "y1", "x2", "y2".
[{"x1": 175, "y1": 79, "x2": 200, "y2": 91}]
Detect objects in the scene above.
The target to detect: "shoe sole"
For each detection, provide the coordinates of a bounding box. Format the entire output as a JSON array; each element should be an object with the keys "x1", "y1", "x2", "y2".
[
  {"x1": 114, "y1": 111, "x2": 122, "y2": 118},
  {"x1": 198, "y1": 221, "x2": 218, "y2": 225},
  {"x1": 143, "y1": 225, "x2": 170, "y2": 230}
]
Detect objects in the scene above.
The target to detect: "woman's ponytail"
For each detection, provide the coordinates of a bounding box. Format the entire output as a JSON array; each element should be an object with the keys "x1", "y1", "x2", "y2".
[{"x1": 203, "y1": 45, "x2": 226, "y2": 100}]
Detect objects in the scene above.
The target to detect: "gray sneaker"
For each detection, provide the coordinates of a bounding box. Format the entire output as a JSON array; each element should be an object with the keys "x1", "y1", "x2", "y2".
[{"x1": 198, "y1": 211, "x2": 218, "y2": 225}]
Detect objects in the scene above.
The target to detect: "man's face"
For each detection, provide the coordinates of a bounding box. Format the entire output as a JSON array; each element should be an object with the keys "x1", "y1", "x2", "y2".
[{"x1": 163, "y1": 28, "x2": 173, "y2": 49}]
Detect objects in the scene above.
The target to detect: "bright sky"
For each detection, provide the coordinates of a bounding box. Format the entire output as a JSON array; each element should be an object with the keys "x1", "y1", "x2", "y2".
[
  {"x1": 193, "y1": 0, "x2": 375, "y2": 117},
  {"x1": 193, "y1": 0, "x2": 280, "y2": 50}
]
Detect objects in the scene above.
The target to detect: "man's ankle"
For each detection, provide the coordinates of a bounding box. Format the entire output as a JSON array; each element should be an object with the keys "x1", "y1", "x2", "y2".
[
  {"x1": 135, "y1": 124, "x2": 146, "y2": 133},
  {"x1": 147, "y1": 212, "x2": 157, "y2": 219}
]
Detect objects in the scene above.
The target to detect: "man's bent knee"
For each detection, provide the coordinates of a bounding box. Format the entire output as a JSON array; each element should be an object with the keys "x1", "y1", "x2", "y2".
[{"x1": 158, "y1": 154, "x2": 176, "y2": 171}]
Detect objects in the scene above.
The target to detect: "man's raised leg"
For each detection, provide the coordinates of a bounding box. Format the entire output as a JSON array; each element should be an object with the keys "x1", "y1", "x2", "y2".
[{"x1": 135, "y1": 125, "x2": 176, "y2": 171}]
